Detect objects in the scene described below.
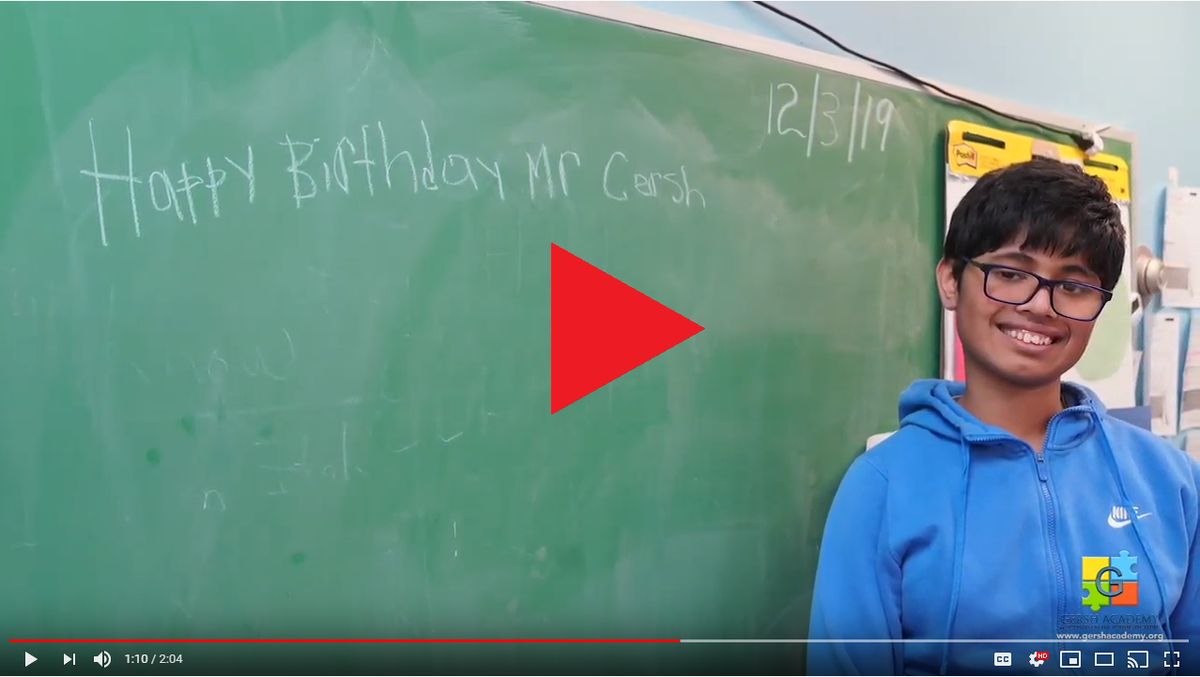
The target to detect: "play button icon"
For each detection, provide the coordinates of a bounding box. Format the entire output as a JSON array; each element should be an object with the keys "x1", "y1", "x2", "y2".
[
  {"x1": 24, "y1": 652, "x2": 36, "y2": 667},
  {"x1": 550, "y1": 243, "x2": 704, "y2": 413}
]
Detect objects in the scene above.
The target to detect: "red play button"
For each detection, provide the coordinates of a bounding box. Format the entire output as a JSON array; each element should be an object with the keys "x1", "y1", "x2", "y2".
[{"x1": 550, "y1": 243, "x2": 704, "y2": 413}]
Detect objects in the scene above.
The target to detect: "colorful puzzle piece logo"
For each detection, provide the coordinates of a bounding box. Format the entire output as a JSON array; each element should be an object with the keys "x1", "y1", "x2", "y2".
[{"x1": 1081, "y1": 550, "x2": 1138, "y2": 612}]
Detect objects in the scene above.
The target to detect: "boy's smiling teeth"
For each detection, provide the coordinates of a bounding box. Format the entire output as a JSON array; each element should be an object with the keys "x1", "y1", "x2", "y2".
[{"x1": 1002, "y1": 327, "x2": 1055, "y2": 346}]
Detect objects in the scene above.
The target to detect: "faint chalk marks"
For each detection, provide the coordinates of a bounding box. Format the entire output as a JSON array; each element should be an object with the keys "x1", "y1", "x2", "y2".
[
  {"x1": 392, "y1": 441, "x2": 419, "y2": 454},
  {"x1": 132, "y1": 362, "x2": 152, "y2": 383},
  {"x1": 341, "y1": 420, "x2": 350, "y2": 480},
  {"x1": 241, "y1": 357, "x2": 260, "y2": 377},
  {"x1": 186, "y1": 356, "x2": 204, "y2": 384},
  {"x1": 259, "y1": 464, "x2": 308, "y2": 475},
  {"x1": 347, "y1": 35, "x2": 392, "y2": 93},
  {"x1": 207, "y1": 350, "x2": 229, "y2": 383},
  {"x1": 202, "y1": 489, "x2": 226, "y2": 512},
  {"x1": 257, "y1": 327, "x2": 296, "y2": 381},
  {"x1": 340, "y1": 420, "x2": 350, "y2": 477},
  {"x1": 380, "y1": 360, "x2": 403, "y2": 403},
  {"x1": 194, "y1": 396, "x2": 371, "y2": 421},
  {"x1": 171, "y1": 597, "x2": 195, "y2": 621},
  {"x1": 307, "y1": 266, "x2": 332, "y2": 315},
  {"x1": 318, "y1": 422, "x2": 363, "y2": 480}
]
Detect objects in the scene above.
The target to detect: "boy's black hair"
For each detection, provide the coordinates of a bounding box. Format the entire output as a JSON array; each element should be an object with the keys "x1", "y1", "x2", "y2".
[{"x1": 943, "y1": 157, "x2": 1126, "y2": 290}]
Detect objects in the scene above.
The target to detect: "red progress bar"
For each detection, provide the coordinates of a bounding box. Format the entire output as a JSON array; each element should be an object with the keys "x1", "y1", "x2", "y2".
[{"x1": 11, "y1": 638, "x2": 680, "y2": 644}]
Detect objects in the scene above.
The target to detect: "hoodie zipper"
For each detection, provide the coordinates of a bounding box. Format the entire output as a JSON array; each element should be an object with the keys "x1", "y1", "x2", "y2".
[
  {"x1": 1037, "y1": 411, "x2": 1068, "y2": 661},
  {"x1": 970, "y1": 418, "x2": 1068, "y2": 655},
  {"x1": 1035, "y1": 449, "x2": 1066, "y2": 653}
]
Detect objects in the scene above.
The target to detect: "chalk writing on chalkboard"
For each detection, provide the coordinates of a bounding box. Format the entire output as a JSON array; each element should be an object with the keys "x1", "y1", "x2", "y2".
[
  {"x1": 766, "y1": 77, "x2": 897, "y2": 163},
  {"x1": 80, "y1": 117, "x2": 715, "y2": 248}
]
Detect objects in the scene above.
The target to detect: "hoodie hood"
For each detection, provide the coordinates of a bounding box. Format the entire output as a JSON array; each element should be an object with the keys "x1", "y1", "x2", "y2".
[{"x1": 898, "y1": 378, "x2": 1106, "y2": 449}]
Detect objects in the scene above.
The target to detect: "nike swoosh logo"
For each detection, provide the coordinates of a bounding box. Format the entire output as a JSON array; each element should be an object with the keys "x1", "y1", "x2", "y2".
[{"x1": 1108, "y1": 513, "x2": 1153, "y2": 529}]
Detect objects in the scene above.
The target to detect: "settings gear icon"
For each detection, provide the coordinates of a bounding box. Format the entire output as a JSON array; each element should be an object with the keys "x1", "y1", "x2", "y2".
[{"x1": 1029, "y1": 651, "x2": 1047, "y2": 667}]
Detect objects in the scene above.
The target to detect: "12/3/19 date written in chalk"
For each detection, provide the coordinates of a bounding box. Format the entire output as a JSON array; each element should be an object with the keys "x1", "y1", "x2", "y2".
[
  {"x1": 765, "y1": 75, "x2": 897, "y2": 164},
  {"x1": 125, "y1": 653, "x2": 184, "y2": 665}
]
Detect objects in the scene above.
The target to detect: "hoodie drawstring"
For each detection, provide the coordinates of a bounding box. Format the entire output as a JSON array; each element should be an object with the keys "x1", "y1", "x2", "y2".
[
  {"x1": 1092, "y1": 412, "x2": 1176, "y2": 654},
  {"x1": 939, "y1": 436, "x2": 972, "y2": 675}
]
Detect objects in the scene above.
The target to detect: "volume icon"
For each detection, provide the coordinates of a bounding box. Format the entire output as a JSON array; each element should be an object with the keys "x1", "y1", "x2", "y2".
[{"x1": 92, "y1": 651, "x2": 111, "y2": 668}]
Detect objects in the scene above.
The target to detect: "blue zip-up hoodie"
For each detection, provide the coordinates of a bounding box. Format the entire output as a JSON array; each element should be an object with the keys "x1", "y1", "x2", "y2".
[{"x1": 808, "y1": 379, "x2": 1200, "y2": 676}]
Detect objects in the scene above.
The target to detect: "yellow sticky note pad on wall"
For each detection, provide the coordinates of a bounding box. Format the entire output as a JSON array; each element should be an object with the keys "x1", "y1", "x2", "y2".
[{"x1": 947, "y1": 121, "x2": 1129, "y2": 204}]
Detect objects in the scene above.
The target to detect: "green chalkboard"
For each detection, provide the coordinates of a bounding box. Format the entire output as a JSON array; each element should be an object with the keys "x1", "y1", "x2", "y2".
[{"x1": 0, "y1": 2, "x2": 1132, "y2": 672}]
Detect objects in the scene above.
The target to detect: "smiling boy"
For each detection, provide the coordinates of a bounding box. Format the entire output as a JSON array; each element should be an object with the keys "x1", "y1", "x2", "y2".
[{"x1": 808, "y1": 158, "x2": 1200, "y2": 675}]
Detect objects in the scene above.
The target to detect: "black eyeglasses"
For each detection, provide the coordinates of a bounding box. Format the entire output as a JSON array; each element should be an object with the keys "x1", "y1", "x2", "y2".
[{"x1": 963, "y1": 258, "x2": 1113, "y2": 322}]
